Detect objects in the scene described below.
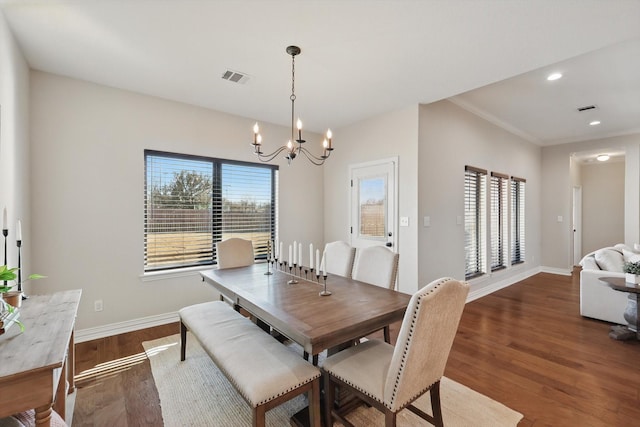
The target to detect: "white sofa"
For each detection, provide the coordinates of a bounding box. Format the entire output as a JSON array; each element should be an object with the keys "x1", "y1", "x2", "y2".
[{"x1": 579, "y1": 243, "x2": 640, "y2": 325}]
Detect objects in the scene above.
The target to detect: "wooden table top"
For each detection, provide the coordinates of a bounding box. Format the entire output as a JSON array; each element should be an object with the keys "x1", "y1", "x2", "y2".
[
  {"x1": 201, "y1": 265, "x2": 411, "y2": 355},
  {"x1": 599, "y1": 276, "x2": 640, "y2": 294},
  {"x1": 0, "y1": 290, "x2": 82, "y2": 380}
]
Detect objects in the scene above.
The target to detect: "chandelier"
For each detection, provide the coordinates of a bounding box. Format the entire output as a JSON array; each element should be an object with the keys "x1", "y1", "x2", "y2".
[{"x1": 251, "y1": 45, "x2": 334, "y2": 166}]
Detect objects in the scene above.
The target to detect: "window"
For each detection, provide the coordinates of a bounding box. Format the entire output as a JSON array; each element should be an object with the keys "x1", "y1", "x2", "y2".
[
  {"x1": 464, "y1": 166, "x2": 487, "y2": 280},
  {"x1": 490, "y1": 172, "x2": 509, "y2": 271},
  {"x1": 144, "y1": 150, "x2": 277, "y2": 271},
  {"x1": 510, "y1": 176, "x2": 526, "y2": 265}
]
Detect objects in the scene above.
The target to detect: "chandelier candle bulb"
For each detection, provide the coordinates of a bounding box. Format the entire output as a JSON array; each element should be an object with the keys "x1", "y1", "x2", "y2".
[
  {"x1": 326, "y1": 129, "x2": 332, "y2": 149},
  {"x1": 297, "y1": 119, "x2": 303, "y2": 141}
]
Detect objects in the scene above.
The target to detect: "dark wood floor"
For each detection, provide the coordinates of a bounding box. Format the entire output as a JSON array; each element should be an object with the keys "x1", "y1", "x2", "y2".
[{"x1": 73, "y1": 270, "x2": 640, "y2": 426}]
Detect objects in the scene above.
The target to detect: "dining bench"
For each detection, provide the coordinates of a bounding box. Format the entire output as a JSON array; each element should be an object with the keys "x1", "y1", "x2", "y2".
[{"x1": 178, "y1": 301, "x2": 321, "y2": 427}]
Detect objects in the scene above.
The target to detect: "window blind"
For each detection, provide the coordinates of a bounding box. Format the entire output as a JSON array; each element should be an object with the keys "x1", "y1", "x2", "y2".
[
  {"x1": 465, "y1": 166, "x2": 487, "y2": 280},
  {"x1": 490, "y1": 172, "x2": 508, "y2": 271},
  {"x1": 144, "y1": 150, "x2": 277, "y2": 271},
  {"x1": 511, "y1": 176, "x2": 526, "y2": 265}
]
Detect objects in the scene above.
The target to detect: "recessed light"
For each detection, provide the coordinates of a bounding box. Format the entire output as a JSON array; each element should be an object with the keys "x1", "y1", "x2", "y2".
[
  {"x1": 589, "y1": 120, "x2": 601, "y2": 126},
  {"x1": 596, "y1": 154, "x2": 610, "y2": 162},
  {"x1": 547, "y1": 72, "x2": 562, "y2": 81}
]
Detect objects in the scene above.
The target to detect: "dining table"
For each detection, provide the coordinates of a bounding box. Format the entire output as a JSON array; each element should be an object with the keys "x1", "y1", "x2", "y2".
[{"x1": 200, "y1": 262, "x2": 411, "y2": 364}]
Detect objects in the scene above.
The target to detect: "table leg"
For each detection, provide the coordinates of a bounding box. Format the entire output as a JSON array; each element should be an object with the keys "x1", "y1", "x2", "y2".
[{"x1": 34, "y1": 405, "x2": 52, "y2": 427}]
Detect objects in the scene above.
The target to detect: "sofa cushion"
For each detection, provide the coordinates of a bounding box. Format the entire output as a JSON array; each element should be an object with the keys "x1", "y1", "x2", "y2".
[
  {"x1": 594, "y1": 248, "x2": 625, "y2": 272},
  {"x1": 580, "y1": 255, "x2": 599, "y2": 270}
]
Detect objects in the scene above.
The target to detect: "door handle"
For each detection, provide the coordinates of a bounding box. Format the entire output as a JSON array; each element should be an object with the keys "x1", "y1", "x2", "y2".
[{"x1": 385, "y1": 242, "x2": 392, "y2": 247}]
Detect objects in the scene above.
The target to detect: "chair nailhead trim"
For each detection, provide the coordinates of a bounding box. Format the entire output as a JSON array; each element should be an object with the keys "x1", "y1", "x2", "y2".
[{"x1": 387, "y1": 277, "x2": 453, "y2": 410}]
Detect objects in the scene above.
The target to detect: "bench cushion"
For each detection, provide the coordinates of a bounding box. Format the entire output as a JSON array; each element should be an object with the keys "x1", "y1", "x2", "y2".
[{"x1": 179, "y1": 301, "x2": 320, "y2": 408}]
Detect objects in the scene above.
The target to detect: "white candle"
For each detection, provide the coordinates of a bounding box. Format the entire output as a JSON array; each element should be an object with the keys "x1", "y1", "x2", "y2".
[
  {"x1": 2, "y1": 207, "x2": 6, "y2": 230},
  {"x1": 298, "y1": 243, "x2": 302, "y2": 267},
  {"x1": 309, "y1": 244, "x2": 314, "y2": 269},
  {"x1": 322, "y1": 250, "x2": 327, "y2": 275},
  {"x1": 280, "y1": 242, "x2": 283, "y2": 261},
  {"x1": 289, "y1": 245, "x2": 292, "y2": 264},
  {"x1": 275, "y1": 239, "x2": 279, "y2": 257},
  {"x1": 16, "y1": 220, "x2": 22, "y2": 241},
  {"x1": 316, "y1": 249, "x2": 320, "y2": 275},
  {"x1": 267, "y1": 240, "x2": 270, "y2": 261},
  {"x1": 293, "y1": 241, "x2": 297, "y2": 264}
]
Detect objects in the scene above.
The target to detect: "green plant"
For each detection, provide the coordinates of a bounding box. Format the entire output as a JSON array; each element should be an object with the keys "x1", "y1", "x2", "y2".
[
  {"x1": 0, "y1": 265, "x2": 45, "y2": 293},
  {"x1": 623, "y1": 261, "x2": 640, "y2": 275}
]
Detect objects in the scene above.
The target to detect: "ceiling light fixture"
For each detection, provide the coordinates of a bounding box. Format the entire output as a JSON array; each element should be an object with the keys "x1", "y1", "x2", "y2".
[
  {"x1": 589, "y1": 120, "x2": 601, "y2": 126},
  {"x1": 547, "y1": 72, "x2": 563, "y2": 81},
  {"x1": 251, "y1": 45, "x2": 333, "y2": 166},
  {"x1": 596, "y1": 154, "x2": 610, "y2": 162}
]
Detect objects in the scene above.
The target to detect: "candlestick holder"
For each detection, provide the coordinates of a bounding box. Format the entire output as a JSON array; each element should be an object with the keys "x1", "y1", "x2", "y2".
[
  {"x1": 288, "y1": 262, "x2": 298, "y2": 284},
  {"x1": 2, "y1": 228, "x2": 7, "y2": 287},
  {"x1": 320, "y1": 274, "x2": 331, "y2": 296},
  {"x1": 17, "y1": 239, "x2": 27, "y2": 299},
  {"x1": 264, "y1": 257, "x2": 273, "y2": 276}
]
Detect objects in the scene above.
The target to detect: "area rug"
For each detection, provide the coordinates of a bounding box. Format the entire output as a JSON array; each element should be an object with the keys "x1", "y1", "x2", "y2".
[{"x1": 143, "y1": 334, "x2": 523, "y2": 426}]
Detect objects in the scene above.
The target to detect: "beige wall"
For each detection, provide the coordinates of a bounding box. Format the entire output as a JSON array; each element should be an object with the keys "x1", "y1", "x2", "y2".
[
  {"x1": 0, "y1": 11, "x2": 31, "y2": 273},
  {"x1": 418, "y1": 100, "x2": 542, "y2": 292},
  {"x1": 580, "y1": 161, "x2": 624, "y2": 254},
  {"x1": 323, "y1": 105, "x2": 419, "y2": 294},
  {"x1": 29, "y1": 71, "x2": 324, "y2": 331},
  {"x1": 542, "y1": 133, "x2": 640, "y2": 269}
]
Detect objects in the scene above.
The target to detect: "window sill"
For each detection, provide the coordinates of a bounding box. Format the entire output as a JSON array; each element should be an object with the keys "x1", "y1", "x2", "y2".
[{"x1": 140, "y1": 265, "x2": 214, "y2": 282}]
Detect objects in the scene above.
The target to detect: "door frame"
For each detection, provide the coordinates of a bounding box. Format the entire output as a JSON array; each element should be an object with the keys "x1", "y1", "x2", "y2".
[{"x1": 348, "y1": 156, "x2": 399, "y2": 252}]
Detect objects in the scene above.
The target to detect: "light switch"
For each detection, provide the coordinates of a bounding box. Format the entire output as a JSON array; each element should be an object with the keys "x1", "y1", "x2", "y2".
[
  {"x1": 400, "y1": 217, "x2": 409, "y2": 227},
  {"x1": 423, "y1": 216, "x2": 430, "y2": 227},
  {"x1": 557, "y1": 216, "x2": 563, "y2": 223}
]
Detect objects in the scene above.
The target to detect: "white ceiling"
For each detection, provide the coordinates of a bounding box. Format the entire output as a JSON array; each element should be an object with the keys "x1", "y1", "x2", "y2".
[{"x1": 1, "y1": 0, "x2": 639, "y2": 152}]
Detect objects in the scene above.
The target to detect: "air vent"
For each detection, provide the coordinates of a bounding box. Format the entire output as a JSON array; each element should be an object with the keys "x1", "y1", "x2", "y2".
[
  {"x1": 577, "y1": 105, "x2": 597, "y2": 112},
  {"x1": 221, "y1": 70, "x2": 249, "y2": 84}
]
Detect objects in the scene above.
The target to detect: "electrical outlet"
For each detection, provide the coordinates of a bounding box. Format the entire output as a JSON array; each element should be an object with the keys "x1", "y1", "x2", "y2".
[
  {"x1": 94, "y1": 300, "x2": 103, "y2": 312},
  {"x1": 400, "y1": 217, "x2": 409, "y2": 227}
]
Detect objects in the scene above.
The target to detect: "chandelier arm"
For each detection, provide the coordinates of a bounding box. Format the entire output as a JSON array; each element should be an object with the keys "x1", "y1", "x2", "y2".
[
  {"x1": 298, "y1": 146, "x2": 327, "y2": 166},
  {"x1": 255, "y1": 146, "x2": 290, "y2": 163}
]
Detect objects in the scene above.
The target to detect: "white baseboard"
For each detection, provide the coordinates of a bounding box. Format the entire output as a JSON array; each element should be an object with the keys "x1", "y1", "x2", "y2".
[
  {"x1": 75, "y1": 312, "x2": 179, "y2": 343},
  {"x1": 467, "y1": 266, "x2": 541, "y2": 302},
  {"x1": 540, "y1": 266, "x2": 572, "y2": 276}
]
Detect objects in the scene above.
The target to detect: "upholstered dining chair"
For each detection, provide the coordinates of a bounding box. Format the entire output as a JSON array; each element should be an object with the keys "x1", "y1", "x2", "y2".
[
  {"x1": 352, "y1": 245, "x2": 400, "y2": 342},
  {"x1": 352, "y1": 245, "x2": 399, "y2": 289},
  {"x1": 322, "y1": 241, "x2": 356, "y2": 277},
  {"x1": 215, "y1": 238, "x2": 254, "y2": 306},
  {"x1": 322, "y1": 277, "x2": 469, "y2": 427},
  {"x1": 216, "y1": 237, "x2": 255, "y2": 269}
]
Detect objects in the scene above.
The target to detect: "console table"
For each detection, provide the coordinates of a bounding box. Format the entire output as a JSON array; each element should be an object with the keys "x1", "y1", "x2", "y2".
[{"x1": 0, "y1": 290, "x2": 82, "y2": 426}]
